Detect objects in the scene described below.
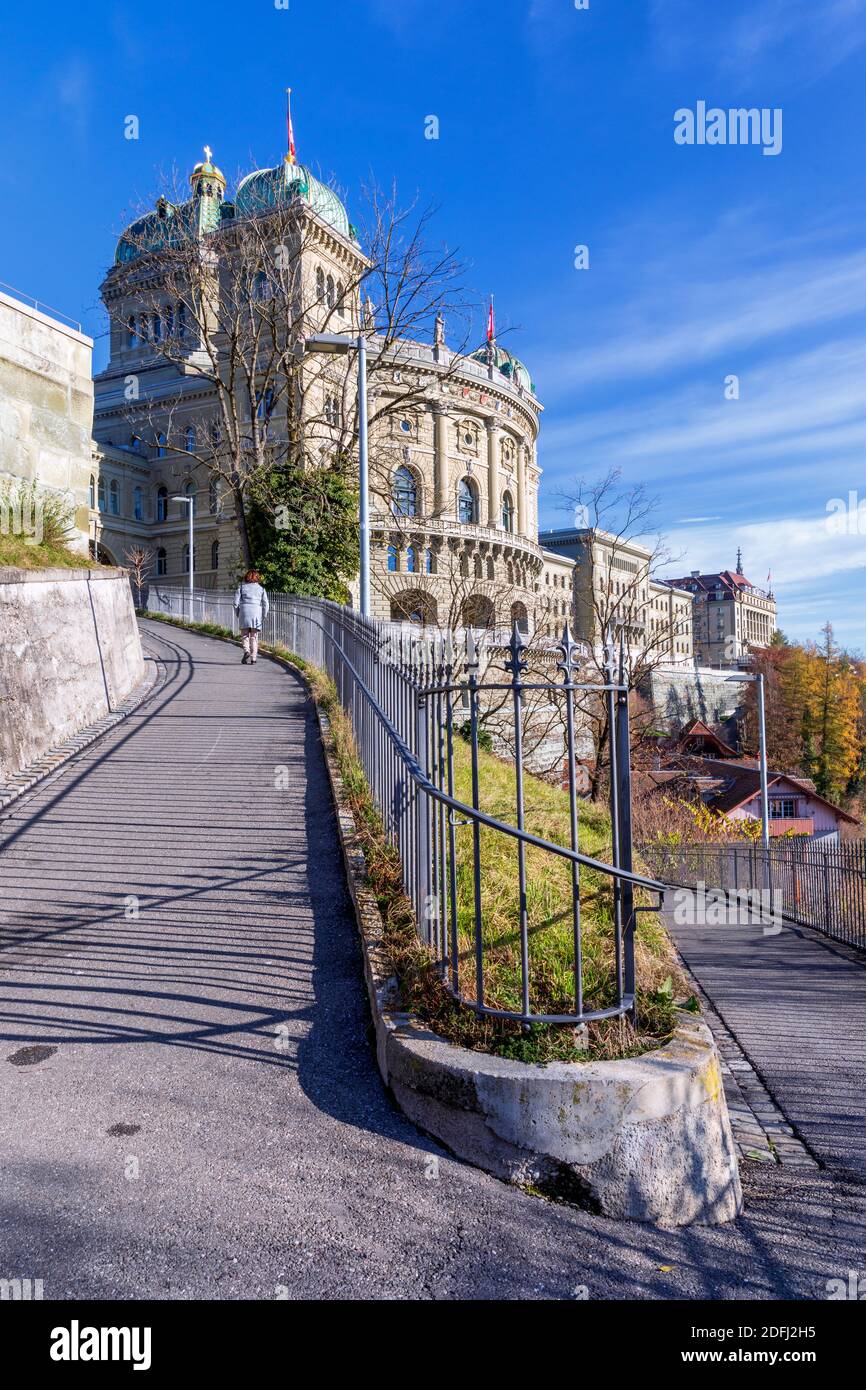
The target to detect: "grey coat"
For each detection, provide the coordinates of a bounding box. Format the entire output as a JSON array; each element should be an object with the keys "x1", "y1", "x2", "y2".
[{"x1": 234, "y1": 581, "x2": 269, "y2": 630}]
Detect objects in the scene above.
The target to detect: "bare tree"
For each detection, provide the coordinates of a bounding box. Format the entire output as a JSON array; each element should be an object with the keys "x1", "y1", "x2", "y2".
[
  {"x1": 558, "y1": 469, "x2": 689, "y2": 797},
  {"x1": 124, "y1": 544, "x2": 154, "y2": 609}
]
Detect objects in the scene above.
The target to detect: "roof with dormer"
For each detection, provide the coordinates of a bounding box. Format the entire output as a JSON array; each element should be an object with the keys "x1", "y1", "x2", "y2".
[{"x1": 114, "y1": 150, "x2": 356, "y2": 266}]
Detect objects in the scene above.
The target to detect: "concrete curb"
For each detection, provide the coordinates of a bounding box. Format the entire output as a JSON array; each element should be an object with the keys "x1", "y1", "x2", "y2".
[{"x1": 144, "y1": 620, "x2": 744, "y2": 1227}]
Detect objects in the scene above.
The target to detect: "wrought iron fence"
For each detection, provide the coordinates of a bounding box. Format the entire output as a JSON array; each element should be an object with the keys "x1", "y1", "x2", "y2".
[
  {"x1": 145, "y1": 585, "x2": 667, "y2": 1025},
  {"x1": 640, "y1": 839, "x2": 866, "y2": 952}
]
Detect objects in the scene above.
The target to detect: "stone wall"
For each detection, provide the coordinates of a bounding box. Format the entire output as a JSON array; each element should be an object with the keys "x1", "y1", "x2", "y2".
[
  {"x1": 0, "y1": 290, "x2": 94, "y2": 554},
  {"x1": 643, "y1": 663, "x2": 746, "y2": 733},
  {"x1": 0, "y1": 568, "x2": 144, "y2": 781}
]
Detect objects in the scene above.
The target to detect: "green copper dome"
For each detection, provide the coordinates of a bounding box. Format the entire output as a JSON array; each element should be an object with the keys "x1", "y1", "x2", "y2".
[
  {"x1": 235, "y1": 160, "x2": 357, "y2": 242},
  {"x1": 472, "y1": 342, "x2": 535, "y2": 395},
  {"x1": 113, "y1": 151, "x2": 356, "y2": 266}
]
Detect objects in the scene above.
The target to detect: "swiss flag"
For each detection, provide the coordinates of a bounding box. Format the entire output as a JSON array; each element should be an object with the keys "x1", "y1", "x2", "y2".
[{"x1": 286, "y1": 89, "x2": 297, "y2": 164}]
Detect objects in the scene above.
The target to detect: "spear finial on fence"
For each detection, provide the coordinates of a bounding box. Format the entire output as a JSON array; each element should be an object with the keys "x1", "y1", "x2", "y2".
[
  {"x1": 556, "y1": 620, "x2": 585, "y2": 683},
  {"x1": 504, "y1": 621, "x2": 528, "y2": 682},
  {"x1": 603, "y1": 624, "x2": 616, "y2": 683},
  {"x1": 466, "y1": 627, "x2": 480, "y2": 680}
]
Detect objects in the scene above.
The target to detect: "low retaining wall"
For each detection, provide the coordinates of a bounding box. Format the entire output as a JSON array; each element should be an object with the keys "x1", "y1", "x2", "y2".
[
  {"x1": 309, "y1": 695, "x2": 743, "y2": 1228},
  {"x1": 381, "y1": 1010, "x2": 741, "y2": 1225},
  {"x1": 0, "y1": 567, "x2": 144, "y2": 782}
]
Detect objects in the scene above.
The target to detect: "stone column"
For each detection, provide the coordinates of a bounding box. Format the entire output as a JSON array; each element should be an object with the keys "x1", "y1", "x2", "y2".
[
  {"x1": 485, "y1": 418, "x2": 499, "y2": 527},
  {"x1": 433, "y1": 405, "x2": 449, "y2": 517},
  {"x1": 517, "y1": 443, "x2": 527, "y2": 536}
]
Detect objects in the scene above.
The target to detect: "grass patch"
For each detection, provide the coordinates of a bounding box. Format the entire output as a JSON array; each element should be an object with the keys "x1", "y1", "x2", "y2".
[
  {"x1": 140, "y1": 611, "x2": 690, "y2": 1064},
  {"x1": 0, "y1": 534, "x2": 96, "y2": 571},
  {"x1": 0, "y1": 479, "x2": 94, "y2": 571},
  {"x1": 270, "y1": 644, "x2": 689, "y2": 1064}
]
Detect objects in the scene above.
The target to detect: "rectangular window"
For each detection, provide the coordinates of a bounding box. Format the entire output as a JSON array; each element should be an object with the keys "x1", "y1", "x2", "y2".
[{"x1": 770, "y1": 798, "x2": 798, "y2": 819}]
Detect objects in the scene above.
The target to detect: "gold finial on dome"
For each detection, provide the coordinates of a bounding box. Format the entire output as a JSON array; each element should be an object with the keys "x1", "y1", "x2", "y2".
[{"x1": 190, "y1": 146, "x2": 226, "y2": 191}]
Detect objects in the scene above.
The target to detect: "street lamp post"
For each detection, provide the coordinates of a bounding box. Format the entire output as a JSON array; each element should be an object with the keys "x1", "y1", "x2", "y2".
[
  {"x1": 303, "y1": 332, "x2": 371, "y2": 619},
  {"x1": 171, "y1": 494, "x2": 195, "y2": 622},
  {"x1": 725, "y1": 669, "x2": 772, "y2": 890}
]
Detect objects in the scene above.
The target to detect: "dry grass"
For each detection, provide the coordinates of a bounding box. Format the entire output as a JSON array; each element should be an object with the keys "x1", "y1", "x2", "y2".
[
  {"x1": 0, "y1": 480, "x2": 90, "y2": 571},
  {"x1": 0, "y1": 534, "x2": 95, "y2": 570}
]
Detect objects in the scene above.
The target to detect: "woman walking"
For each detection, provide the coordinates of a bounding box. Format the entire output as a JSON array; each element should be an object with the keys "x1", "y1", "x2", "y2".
[{"x1": 234, "y1": 569, "x2": 270, "y2": 665}]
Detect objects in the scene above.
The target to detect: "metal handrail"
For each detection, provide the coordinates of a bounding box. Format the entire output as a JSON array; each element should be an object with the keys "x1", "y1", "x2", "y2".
[
  {"x1": 299, "y1": 603, "x2": 665, "y2": 893},
  {"x1": 0, "y1": 280, "x2": 83, "y2": 333}
]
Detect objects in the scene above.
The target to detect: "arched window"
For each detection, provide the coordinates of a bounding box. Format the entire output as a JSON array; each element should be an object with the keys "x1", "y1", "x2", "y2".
[
  {"x1": 392, "y1": 465, "x2": 418, "y2": 517},
  {"x1": 425, "y1": 548, "x2": 434, "y2": 574},
  {"x1": 316, "y1": 266, "x2": 325, "y2": 302},
  {"x1": 458, "y1": 477, "x2": 478, "y2": 524},
  {"x1": 133, "y1": 486, "x2": 143, "y2": 521},
  {"x1": 209, "y1": 477, "x2": 220, "y2": 514},
  {"x1": 185, "y1": 426, "x2": 196, "y2": 452},
  {"x1": 461, "y1": 594, "x2": 495, "y2": 629},
  {"x1": 474, "y1": 554, "x2": 483, "y2": 579},
  {"x1": 253, "y1": 270, "x2": 268, "y2": 301},
  {"x1": 182, "y1": 543, "x2": 195, "y2": 574},
  {"x1": 501, "y1": 490, "x2": 514, "y2": 532},
  {"x1": 151, "y1": 313, "x2": 161, "y2": 342},
  {"x1": 156, "y1": 432, "x2": 167, "y2": 458},
  {"x1": 337, "y1": 281, "x2": 345, "y2": 316},
  {"x1": 164, "y1": 303, "x2": 174, "y2": 337},
  {"x1": 177, "y1": 302, "x2": 187, "y2": 338},
  {"x1": 326, "y1": 274, "x2": 335, "y2": 309},
  {"x1": 89, "y1": 474, "x2": 96, "y2": 508},
  {"x1": 126, "y1": 315, "x2": 136, "y2": 348},
  {"x1": 486, "y1": 556, "x2": 495, "y2": 580},
  {"x1": 184, "y1": 480, "x2": 196, "y2": 511},
  {"x1": 387, "y1": 545, "x2": 398, "y2": 573},
  {"x1": 109, "y1": 479, "x2": 120, "y2": 516},
  {"x1": 156, "y1": 486, "x2": 168, "y2": 521},
  {"x1": 406, "y1": 545, "x2": 417, "y2": 574},
  {"x1": 156, "y1": 547, "x2": 167, "y2": 576},
  {"x1": 138, "y1": 314, "x2": 149, "y2": 343},
  {"x1": 211, "y1": 421, "x2": 222, "y2": 447},
  {"x1": 511, "y1": 601, "x2": 529, "y2": 635},
  {"x1": 390, "y1": 591, "x2": 438, "y2": 626},
  {"x1": 211, "y1": 539, "x2": 219, "y2": 570},
  {"x1": 130, "y1": 433, "x2": 141, "y2": 453}
]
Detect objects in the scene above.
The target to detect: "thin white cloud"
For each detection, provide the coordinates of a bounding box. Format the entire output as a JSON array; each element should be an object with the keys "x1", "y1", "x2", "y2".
[
  {"x1": 535, "y1": 245, "x2": 866, "y2": 395},
  {"x1": 650, "y1": 0, "x2": 866, "y2": 84}
]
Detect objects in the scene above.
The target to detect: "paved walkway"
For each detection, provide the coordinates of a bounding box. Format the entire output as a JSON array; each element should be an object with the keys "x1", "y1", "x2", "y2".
[
  {"x1": 663, "y1": 902, "x2": 866, "y2": 1178},
  {"x1": 0, "y1": 620, "x2": 864, "y2": 1300}
]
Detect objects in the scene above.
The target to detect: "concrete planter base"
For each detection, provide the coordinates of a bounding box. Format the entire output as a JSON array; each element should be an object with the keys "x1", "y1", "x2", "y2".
[{"x1": 383, "y1": 1011, "x2": 742, "y2": 1225}]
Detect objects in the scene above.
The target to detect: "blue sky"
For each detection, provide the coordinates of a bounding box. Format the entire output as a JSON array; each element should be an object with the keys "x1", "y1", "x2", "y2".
[{"x1": 2, "y1": 0, "x2": 865, "y2": 648}]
